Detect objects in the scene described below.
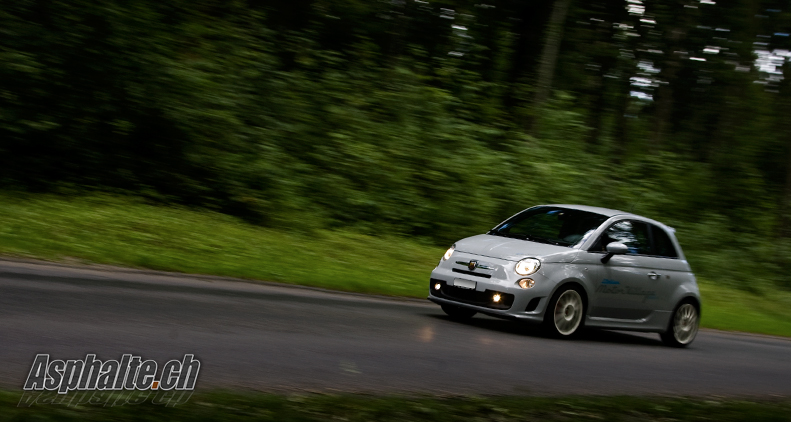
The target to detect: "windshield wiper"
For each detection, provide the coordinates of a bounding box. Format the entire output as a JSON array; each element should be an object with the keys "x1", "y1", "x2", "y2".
[
  {"x1": 499, "y1": 232, "x2": 534, "y2": 241},
  {"x1": 528, "y1": 235, "x2": 564, "y2": 246},
  {"x1": 490, "y1": 231, "x2": 564, "y2": 245},
  {"x1": 489, "y1": 231, "x2": 521, "y2": 239}
]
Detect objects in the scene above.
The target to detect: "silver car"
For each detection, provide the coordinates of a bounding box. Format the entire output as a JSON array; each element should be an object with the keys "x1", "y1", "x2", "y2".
[{"x1": 428, "y1": 205, "x2": 701, "y2": 347}]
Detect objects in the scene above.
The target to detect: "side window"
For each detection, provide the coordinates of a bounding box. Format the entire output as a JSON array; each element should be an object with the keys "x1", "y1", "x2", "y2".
[
  {"x1": 591, "y1": 220, "x2": 652, "y2": 255},
  {"x1": 650, "y1": 225, "x2": 679, "y2": 258}
]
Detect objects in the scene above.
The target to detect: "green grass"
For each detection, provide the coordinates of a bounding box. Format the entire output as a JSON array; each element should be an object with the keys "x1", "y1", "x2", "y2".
[
  {"x1": 4, "y1": 390, "x2": 791, "y2": 421},
  {"x1": 698, "y1": 281, "x2": 791, "y2": 337},
  {"x1": 1, "y1": 193, "x2": 791, "y2": 337},
  {"x1": 0, "y1": 193, "x2": 438, "y2": 296}
]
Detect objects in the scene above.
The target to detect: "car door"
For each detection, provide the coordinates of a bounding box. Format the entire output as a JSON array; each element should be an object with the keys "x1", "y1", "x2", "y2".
[
  {"x1": 588, "y1": 219, "x2": 661, "y2": 320},
  {"x1": 634, "y1": 224, "x2": 689, "y2": 315}
]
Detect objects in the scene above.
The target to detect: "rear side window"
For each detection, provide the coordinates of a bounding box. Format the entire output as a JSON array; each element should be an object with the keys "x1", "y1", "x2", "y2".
[
  {"x1": 591, "y1": 220, "x2": 652, "y2": 255},
  {"x1": 650, "y1": 225, "x2": 679, "y2": 258}
]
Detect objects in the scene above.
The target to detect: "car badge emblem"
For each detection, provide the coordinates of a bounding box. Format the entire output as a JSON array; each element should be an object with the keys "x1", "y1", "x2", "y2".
[{"x1": 468, "y1": 260, "x2": 478, "y2": 271}]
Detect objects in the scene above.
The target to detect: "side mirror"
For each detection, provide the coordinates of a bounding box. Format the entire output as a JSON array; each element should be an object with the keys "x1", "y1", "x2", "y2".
[
  {"x1": 601, "y1": 242, "x2": 628, "y2": 264},
  {"x1": 606, "y1": 242, "x2": 628, "y2": 254}
]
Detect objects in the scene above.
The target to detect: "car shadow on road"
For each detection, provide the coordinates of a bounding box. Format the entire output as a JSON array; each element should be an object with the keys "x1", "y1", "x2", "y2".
[{"x1": 423, "y1": 313, "x2": 664, "y2": 347}]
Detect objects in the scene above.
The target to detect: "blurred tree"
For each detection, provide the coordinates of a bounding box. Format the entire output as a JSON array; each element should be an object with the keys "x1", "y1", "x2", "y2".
[
  {"x1": 2, "y1": 0, "x2": 791, "y2": 289},
  {"x1": 532, "y1": 0, "x2": 573, "y2": 132}
]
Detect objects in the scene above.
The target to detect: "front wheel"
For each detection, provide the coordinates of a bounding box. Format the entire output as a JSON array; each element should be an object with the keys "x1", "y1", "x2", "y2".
[
  {"x1": 660, "y1": 302, "x2": 699, "y2": 347},
  {"x1": 441, "y1": 304, "x2": 477, "y2": 320},
  {"x1": 544, "y1": 286, "x2": 585, "y2": 337}
]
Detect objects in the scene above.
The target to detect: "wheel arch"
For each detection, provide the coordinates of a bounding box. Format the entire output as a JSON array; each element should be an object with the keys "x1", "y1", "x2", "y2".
[{"x1": 546, "y1": 278, "x2": 590, "y2": 311}]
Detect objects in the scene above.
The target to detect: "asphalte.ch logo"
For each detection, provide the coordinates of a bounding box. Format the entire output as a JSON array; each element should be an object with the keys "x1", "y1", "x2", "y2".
[{"x1": 23, "y1": 354, "x2": 200, "y2": 394}]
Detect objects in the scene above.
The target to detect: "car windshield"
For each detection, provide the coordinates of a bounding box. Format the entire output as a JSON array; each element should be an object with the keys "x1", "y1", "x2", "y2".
[{"x1": 489, "y1": 207, "x2": 609, "y2": 247}]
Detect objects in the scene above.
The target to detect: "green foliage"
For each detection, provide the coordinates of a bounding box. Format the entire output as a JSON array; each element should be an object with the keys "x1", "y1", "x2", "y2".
[
  {"x1": 3, "y1": 390, "x2": 791, "y2": 421},
  {"x1": 2, "y1": 0, "x2": 791, "y2": 293}
]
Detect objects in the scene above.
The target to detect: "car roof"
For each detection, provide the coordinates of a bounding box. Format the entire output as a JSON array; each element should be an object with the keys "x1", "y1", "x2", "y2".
[
  {"x1": 542, "y1": 204, "x2": 674, "y2": 231},
  {"x1": 544, "y1": 204, "x2": 636, "y2": 217}
]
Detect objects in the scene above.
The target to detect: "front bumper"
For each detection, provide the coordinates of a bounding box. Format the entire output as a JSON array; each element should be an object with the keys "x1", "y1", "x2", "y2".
[
  {"x1": 427, "y1": 251, "x2": 554, "y2": 323},
  {"x1": 430, "y1": 278, "x2": 514, "y2": 310},
  {"x1": 428, "y1": 295, "x2": 544, "y2": 324}
]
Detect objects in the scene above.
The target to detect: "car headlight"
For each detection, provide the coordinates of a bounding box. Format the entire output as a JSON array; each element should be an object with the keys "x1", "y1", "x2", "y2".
[
  {"x1": 515, "y1": 258, "x2": 540, "y2": 276},
  {"x1": 442, "y1": 245, "x2": 455, "y2": 261}
]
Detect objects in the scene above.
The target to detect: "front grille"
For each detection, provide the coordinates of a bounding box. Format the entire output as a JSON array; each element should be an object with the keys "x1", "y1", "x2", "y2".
[
  {"x1": 452, "y1": 268, "x2": 492, "y2": 278},
  {"x1": 430, "y1": 279, "x2": 513, "y2": 310}
]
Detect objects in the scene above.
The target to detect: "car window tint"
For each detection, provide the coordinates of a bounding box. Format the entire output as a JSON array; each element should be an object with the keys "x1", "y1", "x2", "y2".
[
  {"x1": 650, "y1": 225, "x2": 679, "y2": 258},
  {"x1": 492, "y1": 207, "x2": 609, "y2": 247},
  {"x1": 508, "y1": 212, "x2": 563, "y2": 240},
  {"x1": 593, "y1": 220, "x2": 652, "y2": 255}
]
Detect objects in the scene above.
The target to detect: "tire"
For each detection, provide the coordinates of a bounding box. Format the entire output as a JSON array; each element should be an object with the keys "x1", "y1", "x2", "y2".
[
  {"x1": 544, "y1": 286, "x2": 586, "y2": 337},
  {"x1": 660, "y1": 301, "x2": 699, "y2": 347},
  {"x1": 441, "y1": 304, "x2": 477, "y2": 320}
]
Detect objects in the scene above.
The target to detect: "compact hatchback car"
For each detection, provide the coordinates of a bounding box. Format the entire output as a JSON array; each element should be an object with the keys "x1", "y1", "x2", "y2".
[{"x1": 428, "y1": 205, "x2": 701, "y2": 347}]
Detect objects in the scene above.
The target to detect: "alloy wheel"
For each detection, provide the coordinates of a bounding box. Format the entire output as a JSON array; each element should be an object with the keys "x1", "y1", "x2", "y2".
[
  {"x1": 672, "y1": 303, "x2": 699, "y2": 345},
  {"x1": 554, "y1": 289, "x2": 583, "y2": 335}
]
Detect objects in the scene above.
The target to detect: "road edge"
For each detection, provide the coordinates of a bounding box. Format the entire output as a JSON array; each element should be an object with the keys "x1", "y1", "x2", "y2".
[
  {"x1": 2, "y1": 254, "x2": 789, "y2": 342},
  {"x1": 0, "y1": 255, "x2": 430, "y2": 305}
]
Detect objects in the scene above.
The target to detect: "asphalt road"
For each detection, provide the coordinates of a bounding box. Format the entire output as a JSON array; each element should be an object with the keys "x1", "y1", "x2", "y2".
[{"x1": 1, "y1": 259, "x2": 790, "y2": 396}]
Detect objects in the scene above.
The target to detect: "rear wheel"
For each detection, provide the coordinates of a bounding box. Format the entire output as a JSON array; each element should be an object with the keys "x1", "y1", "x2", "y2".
[
  {"x1": 544, "y1": 286, "x2": 585, "y2": 337},
  {"x1": 441, "y1": 304, "x2": 477, "y2": 320},
  {"x1": 660, "y1": 301, "x2": 699, "y2": 347}
]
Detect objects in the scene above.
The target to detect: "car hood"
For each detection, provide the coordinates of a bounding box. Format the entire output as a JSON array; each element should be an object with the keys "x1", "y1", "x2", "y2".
[{"x1": 454, "y1": 234, "x2": 578, "y2": 263}]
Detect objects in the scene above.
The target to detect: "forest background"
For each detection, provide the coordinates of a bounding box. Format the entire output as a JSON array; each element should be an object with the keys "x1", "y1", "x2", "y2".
[{"x1": 2, "y1": 0, "x2": 791, "y2": 297}]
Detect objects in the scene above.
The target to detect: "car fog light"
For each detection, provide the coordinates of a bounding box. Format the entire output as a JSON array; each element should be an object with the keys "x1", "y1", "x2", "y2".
[
  {"x1": 434, "y1": 283, "x2": 441, "y2": 290},
  {"x1": 518, "y1": 279, "x2": 535, "y2": 289},
  {"x1": 493, "y1": 293, "x2": 501, "y2": 303}
]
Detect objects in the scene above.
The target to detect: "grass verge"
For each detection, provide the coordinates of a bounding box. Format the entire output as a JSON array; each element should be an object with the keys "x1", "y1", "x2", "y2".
[
  {"x1": 3, "y1": 390, "x2": 791, "y2": 421},
  {"x1": 1, "y1": 193, "x2": 791, "y2": 337}
]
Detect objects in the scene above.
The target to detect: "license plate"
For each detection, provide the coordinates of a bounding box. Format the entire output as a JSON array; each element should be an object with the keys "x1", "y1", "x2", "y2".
[{"x1": 453, "y1": 278, "x2": 476, "y2": 290}]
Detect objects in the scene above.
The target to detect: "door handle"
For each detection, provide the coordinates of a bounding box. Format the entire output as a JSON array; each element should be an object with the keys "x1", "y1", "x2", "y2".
[{"x1": 647, "y1": 272, "x2": 661, "y2": 280}]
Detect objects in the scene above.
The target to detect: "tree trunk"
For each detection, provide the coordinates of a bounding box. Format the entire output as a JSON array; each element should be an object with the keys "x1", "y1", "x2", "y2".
[
  {"x1": 650, "y1": 79, "x2": 674, "y2": 151},
  {"x1": 586, "y1": 87, "x2": 604, "y2": 145},
  {"x1": 530, "y1": 0, "x2": 572, "y2": 132},
  {"x1": 651, "y1": 22, "x2": 686, "y2": 150},
  {"x1": 781, "y1": 145, "x2": 791, "y2": 237},
  {"x1": 613, "y1": 90, "x2": 630, "y2": 165},
  {"x1": 778, "y1": 64, "x2": 791, "y2": 236}
]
